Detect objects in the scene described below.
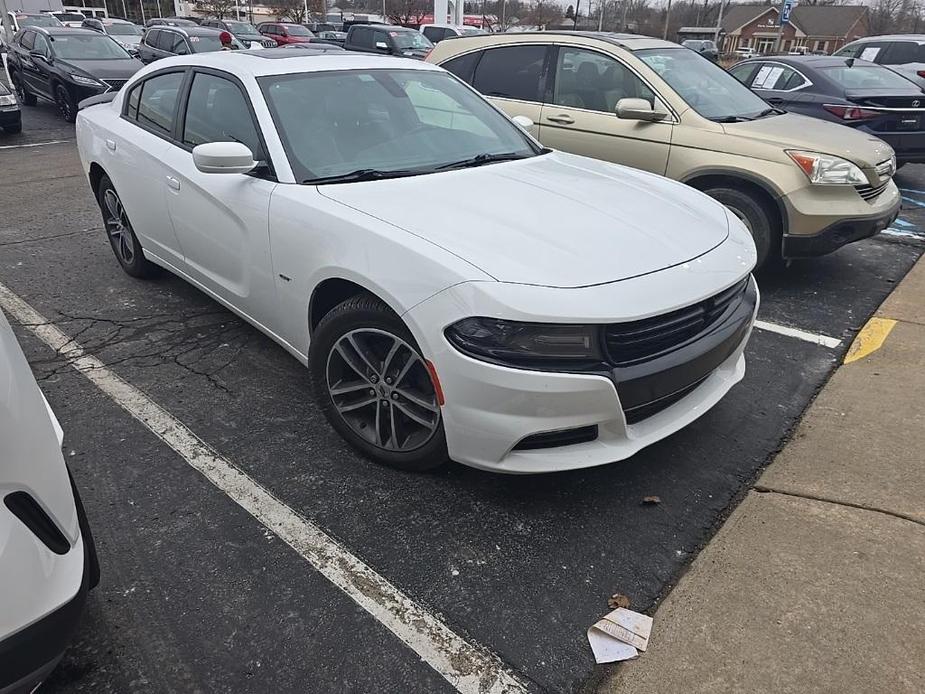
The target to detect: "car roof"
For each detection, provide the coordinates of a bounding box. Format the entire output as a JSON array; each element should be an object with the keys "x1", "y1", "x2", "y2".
[
  {"x1": 140, "y1": 50, "x2": 439, "y2": 76},
  {"x1": 846, "y1": 34, "x2": 925, "y2": 43},
  {"x1": 742, "y1": 55, "x2": 878, "y2": 69},
  {"x1": 155, "y1": 26, "x2": 224, "y2": 36},
  {"x1": 28, "y1": 26, "x2": 98, "y2": 35},
  {"x1": 439, "y1": 31, "x2": 679, "y2": 51}
]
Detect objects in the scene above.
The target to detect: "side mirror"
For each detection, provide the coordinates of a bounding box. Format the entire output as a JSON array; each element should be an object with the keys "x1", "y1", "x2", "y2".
[
  {"x1": 511, "y1": 115, "x2": 534, "y2": 129},
  {"x1": 192, "y1": 142, "x2": 256, "y2": 174},
  {"x1": 29, "y1": 50, "x2": 48, "y2": 62},
  {"x1": 374, "y1": 41, "x2": 389, "y2": 51},
  {"x1": 616, "y1": 97, "x2": 667, "y2": 122}
]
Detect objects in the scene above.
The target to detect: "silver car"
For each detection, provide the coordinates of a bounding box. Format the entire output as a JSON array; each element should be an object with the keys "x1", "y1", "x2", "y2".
[{"x1": 834, "y1": 35, "x2": 925, "y2": 88}]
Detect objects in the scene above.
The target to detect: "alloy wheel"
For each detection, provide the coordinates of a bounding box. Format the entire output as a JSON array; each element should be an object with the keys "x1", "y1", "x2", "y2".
[
  {"x1": 102, "y1": 188, "x2": 135, "y2": 265},
  {"x1": 55, "y1": 86, "x2": 73, "y2": 121},
  {"x1": 325, "y1": 329, "x2": 440, "y2": 452}
]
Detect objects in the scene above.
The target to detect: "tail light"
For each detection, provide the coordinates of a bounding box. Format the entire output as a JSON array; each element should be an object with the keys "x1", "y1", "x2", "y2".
[{"x1": 823, "y1": 104, "x2": 881, "y2": 121}]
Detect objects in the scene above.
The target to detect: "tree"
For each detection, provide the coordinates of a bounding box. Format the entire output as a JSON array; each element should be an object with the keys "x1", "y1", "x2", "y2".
[
  {"x1": 194, "y1": 0, "x2": 238, "y2": 19},
  {"x1": 525, "y1": 0, "x2": 561, "y2": 28},
  {"x1": 385, "y1": 0, "x2": 430, "y2": 25},
  {"x1": 272, "y1": 0, "x2": 309, "y2": 24},
  {"x1": 565, "y1": 4, "x2": 574, "y2": 19}
]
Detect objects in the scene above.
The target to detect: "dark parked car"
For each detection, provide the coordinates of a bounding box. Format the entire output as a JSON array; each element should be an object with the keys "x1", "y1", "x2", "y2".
[
  {"x1": 314, "y1": 30, "x2": 347, "y2": 46},
  {"x1": 343, "y1": 24, "x2": 432, "y2": 59},
  {"x1": 136, "y1": 26, "x2": 245, "y2": 63},
  {"x1": 0, "y1": 80, "x2": 22, "y2": 134},
  {"x1": 730, "y1": 55, "x2": 925, "y2": 167},
  {"x1": 682, "y1": 39, "x2": 719, "y2": 62},
  {"x1": 200, "y1": 19, "x2": 276, "y2": 48},
  {"x1": 7, "y1": 27, "x2": 142, "y2": 122},
  {"x1": 257, "y1": 22, "x2": 314, "y2": 45},
  {"x1": 81, "y1": 18, "x2": 144, "y2": 52},
  {"x1": 145, "y1": 17, "x2": 198, "y2": 27}
]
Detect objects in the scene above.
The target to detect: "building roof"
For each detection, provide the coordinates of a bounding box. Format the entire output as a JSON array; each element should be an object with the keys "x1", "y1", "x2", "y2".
[{"x1": 722, "y1": 3, "x2": 867, "y2": 38}]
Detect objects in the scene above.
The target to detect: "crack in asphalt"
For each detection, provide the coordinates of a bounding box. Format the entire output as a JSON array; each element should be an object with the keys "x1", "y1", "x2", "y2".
[
  {"x1": 0, "y1": 227, "x2": 100, "y2": 247},
  {"x1": 24, "y1": 308, "x2": 252, "y2": 393}
]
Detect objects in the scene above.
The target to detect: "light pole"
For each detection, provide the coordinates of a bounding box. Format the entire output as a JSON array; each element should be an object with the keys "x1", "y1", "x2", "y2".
[{"x1": 662, "y1": 0, "x2": 672, "y2": 40}]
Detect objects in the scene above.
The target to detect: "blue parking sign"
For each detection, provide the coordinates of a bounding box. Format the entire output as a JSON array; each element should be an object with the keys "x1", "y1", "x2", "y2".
[{"x1": 780, "y1": 0, "x2": 794, "y2": 25}]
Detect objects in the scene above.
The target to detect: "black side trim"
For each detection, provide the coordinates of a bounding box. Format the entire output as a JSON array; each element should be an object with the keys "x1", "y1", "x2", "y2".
[
  {"x1": 513, "y1": 425, "x2": 598, "y2": 450},
  {"x1": 3, "y1": 492, "x2": 70, "y2": 555}
]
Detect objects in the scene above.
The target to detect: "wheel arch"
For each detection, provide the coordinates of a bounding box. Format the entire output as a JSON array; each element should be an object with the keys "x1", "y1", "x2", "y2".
[
  {"x1": 682, "y1": 169, "x2": 788, "y2": 237},
  {"x1": 309, "y1": 276, "x2": 404, "y2": 337},
  {"x1": 88, "y1": 162, "x2": 107, "y2": 199}
]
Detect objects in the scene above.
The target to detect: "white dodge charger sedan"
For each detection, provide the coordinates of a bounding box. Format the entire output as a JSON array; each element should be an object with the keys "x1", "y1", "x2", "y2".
[{"x1": 76, "y1": 50, "x2": 758, "y2": 474}]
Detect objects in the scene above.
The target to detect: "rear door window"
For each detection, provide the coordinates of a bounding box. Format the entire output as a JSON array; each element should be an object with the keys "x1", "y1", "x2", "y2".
[
  {"x1": 471, "y1": 45, "x2": 547, "y2": 102},
  {"x1": 129, "y1": 71, "x2": 185, "y2": 136},
  {"x1": 881, "y1": 41, "x2": 923, "y2": 65},
  {"x1": 441, "y1": 50, "x2": 482, "y2": 83}
]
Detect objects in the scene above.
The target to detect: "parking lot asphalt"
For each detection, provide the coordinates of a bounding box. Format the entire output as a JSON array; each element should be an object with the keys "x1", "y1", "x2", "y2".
[{"x1": 3, "y1": 102, "x2": 925, "y2": 693}]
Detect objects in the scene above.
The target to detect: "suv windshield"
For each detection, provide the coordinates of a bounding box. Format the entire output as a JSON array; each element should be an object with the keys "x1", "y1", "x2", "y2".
[
  {"x1": 822, "y1": 64, "x2": 919, "y2": 89},
  {"x1": 637, "y1": 47, "x2": 772, "y2": 121},
  {"x1": 19, "y1": 15, "x2": 61, "y2": 27},
  {"x1": 226, "y1": 21, "x2": 260, "y2": 34},
  {"x1": 107, "y1": 23, "x2": 143, "y2": 36},
  {"x1": 51, "y1": 34, "x2": 131, "y2": 59},
  {"x1": 392, "y1": 31, "x2": 432, "y2": 50},
  {"x1": 260, "y1": 68, "x2": 540, "y2": 183}
]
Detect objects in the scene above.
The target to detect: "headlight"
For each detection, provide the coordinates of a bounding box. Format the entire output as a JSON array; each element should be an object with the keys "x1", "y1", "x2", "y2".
[
  {"x1": 70, "y1": 74, "x2": 103, "y2": 87},
  {"x1": 787, "y1": 150, "x2": 867, "y2": 185},
  {"x1": 445, "y1": 317, "x2": 601, "y2": 366},
  {"x1": 0, "y1": 93, "x2": 17, "y2": 106}
]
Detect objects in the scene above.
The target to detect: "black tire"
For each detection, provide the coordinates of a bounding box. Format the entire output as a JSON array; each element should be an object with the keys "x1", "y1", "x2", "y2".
[
  {"x1": 3, "y1": 122, "x2": 22, "y2": 134},
  {"x1": 68, "y1": 468, "x2": 100, "y2": 590},
  {"x1": 703, "y1": 186, "x2": 778, "y2": 269},
  {"x1": 54, "y1": 83, "x2": 77, "y2": 123},
  {"x1": 96, "y1": 174, "x2": 160, "y2": 279},
  {"x1": 309, "y1": 293, "x2": 448, "y2": 472},
  {"x1": 10, "y1": 71, "x2": 37, "y2": 106}
]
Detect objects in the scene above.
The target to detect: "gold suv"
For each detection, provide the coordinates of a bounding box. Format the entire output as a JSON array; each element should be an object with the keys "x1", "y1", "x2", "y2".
[{"x1": 428, "y1": 32, "x2": 901, "y2": 266}]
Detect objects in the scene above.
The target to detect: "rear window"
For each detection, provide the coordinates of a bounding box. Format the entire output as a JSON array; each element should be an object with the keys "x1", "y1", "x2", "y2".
[
  {"x1": 471, "y1": 45, "x2": 546, "y2": 102},
  {"x1": 881, "y1": 41, "x2": 925, "y2": 65},
  {"x1": 821, "y1": 65, "x2": 917, "y2": 90}
]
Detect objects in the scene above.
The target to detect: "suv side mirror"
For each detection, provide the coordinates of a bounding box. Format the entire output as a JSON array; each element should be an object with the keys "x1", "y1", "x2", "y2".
[
  {"x1": 616, "y1": 97, "x2": 667, "y2": 122},
  {"x1": 193, "y1": 142, "x2": 256, "y2": 174}
]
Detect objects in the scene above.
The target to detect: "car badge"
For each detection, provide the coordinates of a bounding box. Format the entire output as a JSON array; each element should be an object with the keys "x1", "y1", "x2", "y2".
[{"x1": 913, "y1": 100, "x2": 921, "y2": 107}]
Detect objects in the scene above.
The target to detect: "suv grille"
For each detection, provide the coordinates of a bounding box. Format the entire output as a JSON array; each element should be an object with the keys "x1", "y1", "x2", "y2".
[
  {"x1": 855, "y1": 180, "x2": 890, "y2": 202},
  {"x1": 261, "y1": 38, "x2": 277, "y2": 47},
  {"x1": 102, "y1": 79, "x2": 128, "y2": 92},
  {"x1": 604, "y1": 279, "x2": 749, "y2": 366}
]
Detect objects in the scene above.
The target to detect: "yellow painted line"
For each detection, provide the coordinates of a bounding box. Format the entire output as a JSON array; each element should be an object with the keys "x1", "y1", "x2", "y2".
[{"x1": 844, "y1": 317, "x2": 897, "y2": 364}]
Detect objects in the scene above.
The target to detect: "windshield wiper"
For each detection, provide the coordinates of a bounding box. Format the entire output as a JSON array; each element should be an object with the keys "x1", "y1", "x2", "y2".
[
  {"x1": 753, "y1": 107, "x2": 786, "y2": 118},
  {"x1": 304, "y1": 168, "x2": 423, "y2": 185},
  {"x1": 712, "y1": 115, "x2": 754, "y2": 123},
  {"x1": 435, "y1": 152, "x2": 532, "y2": 171}
]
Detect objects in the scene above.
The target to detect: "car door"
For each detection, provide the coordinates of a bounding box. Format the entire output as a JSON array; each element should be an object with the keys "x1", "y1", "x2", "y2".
[
  {"x1": 137, "y1": 28, "x2": 159, "y2": 62},
  {"x1": 111, "y1": 70, "x2": 188, "y2": 266},
  {"x1": 539, "y1": 45, "x2": 672, "y2": 175},
  {"x1": 160, "y1": 69, "x2": 278, "y2": 319},
  {"x1": 16, "y1": 31, "x2": 41, "y2": 96},
  {"x1": 468, "y1": 44, "x2": 546, "y2": 126},
  {"x1": 26, "y1": 32, "x2": 54, "y2": 99}
]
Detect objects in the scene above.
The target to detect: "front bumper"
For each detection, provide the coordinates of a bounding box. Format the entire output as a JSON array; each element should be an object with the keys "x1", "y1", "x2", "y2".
[
  {"x1": 405, "y1": 238, "x2": 758, "y2": 472},
  {"x1": 0, "y1": 107, "x2": 20, "y2": 127},
  {"x1": 783, "y1": 196, "x2": 901, "y2": 258}
]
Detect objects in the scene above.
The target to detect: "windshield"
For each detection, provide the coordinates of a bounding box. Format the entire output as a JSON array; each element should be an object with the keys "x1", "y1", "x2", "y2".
[
  {"x1": 260, "y1": 69, "x2": 540, "y2": 183},
  {"x1": 285, "y1": 25, "x2": 313, "y2": 36},
  {"x1": 107, "y1": 23, "x2": 143, "y2": 36},
  {"x1": 189, "y1": 34, "x2": 244, "y2": 52},
  {"x1": 392, "y1": 31, "x2": 432, "y2": 50},
  {"x1": 50, "y1": 34, "x2": 131, "y2": 59},
  {"x1": 822, "y1": 64, "x2": 919, "y2": 90},
  {"x1": 461, "y1": 27, "x2": 485, "y2": 35},
  {"x1": 19, "y1": 15, "x2": 62, "y2": 27},
  {"x1": 637, "y1": 47, "x2": 771, "y2": 120},
  {"x1": 225, "y1": 21, "x2": 260, "y2": 34}
]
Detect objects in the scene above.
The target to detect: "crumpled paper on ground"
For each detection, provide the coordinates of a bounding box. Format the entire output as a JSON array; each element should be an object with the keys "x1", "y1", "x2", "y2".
[{"x1": 587, "y1": 607, "x2": 654, "y2": 663}]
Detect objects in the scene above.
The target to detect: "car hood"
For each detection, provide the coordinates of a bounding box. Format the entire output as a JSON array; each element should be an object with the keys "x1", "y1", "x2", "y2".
[
  {"x1": 722, "y1": 112, "x2": 894, "y2": 167},
  {"x1": 59, "y1": 57, "x2": 144, "y2": 79},
  {"x1": 318, "y1": 151, "x2": 730, "y2": 288}
]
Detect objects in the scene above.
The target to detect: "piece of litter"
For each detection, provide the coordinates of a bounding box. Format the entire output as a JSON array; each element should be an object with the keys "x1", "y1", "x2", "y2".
[
  {"x1": 608, "y1": 593, "x2": 631, "y2": 610},
  {"x1": 587, "y1": 608, "x2": 653, "y2": 664},
  {"x1": 642, "y1": 495, "x2": 661, "y2": 505}
]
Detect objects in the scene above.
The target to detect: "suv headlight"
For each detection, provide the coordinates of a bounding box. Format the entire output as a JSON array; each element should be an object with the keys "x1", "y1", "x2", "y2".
[
  {"x1": 445, "y1": 317, "x2": 601, "y2": 366},
  {"x1": 0, "y1": 93, "x2": 17, "y2": 106},
  {"x1": 787, "y1": 150, "x2": 867, "y2": 185},
  {"x1": 70, "y1": 73, "x2": 103, "y2": 87}
]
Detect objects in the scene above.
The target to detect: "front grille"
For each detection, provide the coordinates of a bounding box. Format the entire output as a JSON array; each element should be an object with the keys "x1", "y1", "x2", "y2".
[
  {"x1": 855, "y1": 180, "x2": 890, "y2": 202},
  {"x1": 623, "y1": 376, "x2": 708, "y2": 424},
  {"x1": 261, "y1": 38, "x2": 277, "y2": 48},
  {"x1": 513, "y1": 425, "x2": 598, "y2": 450},
  {"x1": 604, "y1": 279, "x2": 749, "y2": 366},
  {"x1": 102, "y1": 79, "x2": 128, "y2": 92}
]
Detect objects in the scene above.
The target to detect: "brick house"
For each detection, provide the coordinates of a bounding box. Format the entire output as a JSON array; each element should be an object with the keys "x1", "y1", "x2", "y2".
[{"x1": 721, "y1": 4, "x2": 869, "y2": 55}]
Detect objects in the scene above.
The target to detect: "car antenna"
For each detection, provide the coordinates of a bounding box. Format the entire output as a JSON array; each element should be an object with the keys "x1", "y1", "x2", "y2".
[{"x1": 846, "y1": 57, "x2": 854, "y2": 67}]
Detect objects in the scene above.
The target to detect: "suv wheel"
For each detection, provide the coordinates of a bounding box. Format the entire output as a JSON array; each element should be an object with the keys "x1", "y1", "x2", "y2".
[
  {"x1": 309, "y1": 294, "x2": 448, "y2": 472},
  {"x1": 10, "y1": 72, "x2": 37, "y2": 106},
  {"x1": 703, "y1": 186, "x2": 777, "y2": 268},
  {"x1": 54, "y1": 84, "x2": 78, "y2": 122}
]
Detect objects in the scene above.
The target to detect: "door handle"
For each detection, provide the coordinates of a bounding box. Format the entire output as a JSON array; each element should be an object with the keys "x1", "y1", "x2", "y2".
[
  {"x1": 105, "y1": 139, "x2": 116, "y2": 151},
  {"x1": 166, "y1": 176, "x2": 180, "y2": 191},
  {"x1": 546, "y1": 114, "x2": 575, "y2": 125}
]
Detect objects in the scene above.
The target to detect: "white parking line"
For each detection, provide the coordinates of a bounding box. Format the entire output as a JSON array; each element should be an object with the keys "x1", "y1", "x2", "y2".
[
  {"x1": 0, "y1": 139, "x2": 73, "y2": 150},
  {"x1": 754, "y1": 320, "x2": 841, "y2": 349},
  {"x1": 0, "y1": 281, "x2": 528, "y2": 694}
]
